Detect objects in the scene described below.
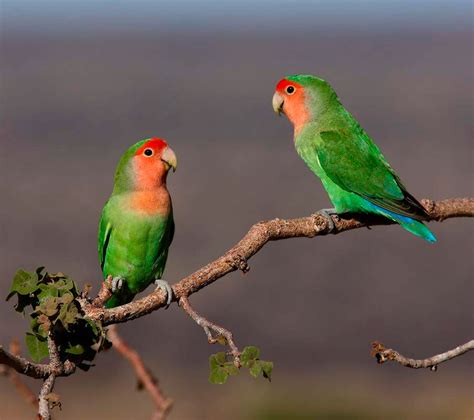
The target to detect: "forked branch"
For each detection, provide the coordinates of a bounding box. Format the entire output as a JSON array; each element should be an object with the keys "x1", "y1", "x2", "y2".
[{"x1": 180, "y1": 296, "x2": 241, "y2": 367}]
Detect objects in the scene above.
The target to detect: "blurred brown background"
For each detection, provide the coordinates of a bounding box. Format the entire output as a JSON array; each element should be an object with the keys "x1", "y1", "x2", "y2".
[{"x1": 1, "y1": 1, "x2": 473, "y2": 418}]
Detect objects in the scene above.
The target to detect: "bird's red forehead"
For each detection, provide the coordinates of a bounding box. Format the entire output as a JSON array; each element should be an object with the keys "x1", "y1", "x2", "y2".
[
  {"x1": 135, "y1": 138, "x2": 168, "y2": 156},
  {"x1": 276, "y1": 79, "x2": 303, "y2": 92}
]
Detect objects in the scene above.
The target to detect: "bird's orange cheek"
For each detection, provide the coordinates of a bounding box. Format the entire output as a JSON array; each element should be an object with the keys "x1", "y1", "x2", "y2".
[
  {"x1": 134, "y1": 157, "x2": 167, "y2": 189},
  {"x1": 284, "y1": 97, "x2": 310, "y2": 133}
]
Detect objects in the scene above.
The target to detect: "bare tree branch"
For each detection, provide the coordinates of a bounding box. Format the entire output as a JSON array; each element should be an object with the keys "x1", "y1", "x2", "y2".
[
  {"x1": 0, "y1": 346, "x2": 52, "y2": 379},
  {"x1": 81, "y1": 198, "x2": 474, "y2": 326},
  {"x1": 37, "y1": 334, "x2": 65, "y2": 420},
  {"x1": 38, "y1": 373, "x2": 55, "y2": 420},
  {"x1": 0, "y1": 344, "x2": 76, "y2": 380},
  {"x1": 91, "y1": 275, "x2": 113, "y2": 307},
  {"x1": 107, "y1": 325, "x2": 172, "y2": 420},
  {"x1": 371, "y1": 340, "x2": 474, "y2": 370},
  {"x1": 180, "y1": 296, "x2": 241, "y2": 367}
]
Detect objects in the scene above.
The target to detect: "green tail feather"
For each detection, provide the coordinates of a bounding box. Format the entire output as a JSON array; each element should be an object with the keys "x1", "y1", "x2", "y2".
[
  {"x1": 367, "y1": 203, "x2": 436, "y2": 242},
  {"x1": 397, "y1": 219, "x2": 436, "y2": 243},
  {"x1": 381, "y1": 210, "x2": 436, "y2": 242}
]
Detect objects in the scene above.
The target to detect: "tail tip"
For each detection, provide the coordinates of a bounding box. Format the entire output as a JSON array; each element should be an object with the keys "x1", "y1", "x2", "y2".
[{"x1": 425, "y1": 232, "x2": 437, "y2": 243}]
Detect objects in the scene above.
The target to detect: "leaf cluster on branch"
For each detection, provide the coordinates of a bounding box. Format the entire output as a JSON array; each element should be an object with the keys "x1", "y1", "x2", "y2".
[{"x1": 6, "y1": 268, "x2": 109, "y2": 367}]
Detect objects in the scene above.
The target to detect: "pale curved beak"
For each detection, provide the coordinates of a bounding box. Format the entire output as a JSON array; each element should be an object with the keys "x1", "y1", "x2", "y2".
[
  {"x1": 272, "y1": 92, "x2": 284, "y2": 116},
  {"x1": 161, "y1": 146, "x2": 177, "y2": 172}
]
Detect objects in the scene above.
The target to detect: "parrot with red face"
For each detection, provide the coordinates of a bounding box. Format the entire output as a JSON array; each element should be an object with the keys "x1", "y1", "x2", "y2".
[
  {"x1": 98, "y1": 138, "x2": 177, "y2": 308},
  {"x1": 272, "y1": 74, "x2": 435, "y2": 242}
]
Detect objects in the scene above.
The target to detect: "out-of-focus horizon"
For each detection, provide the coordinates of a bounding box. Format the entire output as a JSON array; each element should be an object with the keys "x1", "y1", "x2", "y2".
[
  {"x1": 1, "y1": 1, "x2": 473, "y2": 419},
  {"x1": 3, "y1": 0, "x2": 472, "y2": 32}
]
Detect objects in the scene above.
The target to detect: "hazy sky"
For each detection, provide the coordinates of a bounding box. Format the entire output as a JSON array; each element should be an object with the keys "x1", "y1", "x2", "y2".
[{"x1": 2, "y1": 0, "x2": 472, "y2": 33}]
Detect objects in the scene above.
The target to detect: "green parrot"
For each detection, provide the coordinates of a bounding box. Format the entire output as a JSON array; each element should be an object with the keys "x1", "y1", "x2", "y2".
[
  {"x1": 98, "y1": 138, "x2": 177, "y2": 308},
  {"x1": 272, "y1": 74, "x2": 435, "y2": 242}
]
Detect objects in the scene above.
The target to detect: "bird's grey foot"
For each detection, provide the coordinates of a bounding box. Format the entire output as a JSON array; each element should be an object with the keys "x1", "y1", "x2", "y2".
[
  {"x1": 154, "y1": 279, "x2": 173, "y2": 308},
  {"x1": 111, "y1": 276, "x2": 125, "y2": 293},
  {"x1": 317, "y1": 208, "x2": 338, "y2": 232}
]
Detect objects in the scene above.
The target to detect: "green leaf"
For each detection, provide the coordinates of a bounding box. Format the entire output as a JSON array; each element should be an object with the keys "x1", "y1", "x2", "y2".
[
  {"x1": 249, "y1": 361, "x2": 262, "y2": 378},
  {"x1": 9, "y1": 269, "x2": 38, "y2": 295},
  {"x1": 209, "y1": 352, "x2": 227, "y2": 370},
  {"x1": 25, "y1": 333, "x2": 49, "y2": 362},
  {"x1": 260, "y1": 360, "x2": 273, "y2": 381},
  {"x1": 37, "y1": 284, "x2": 59, "y2": 302},
  {"x1": 222, "y1": 362, "x2": 239, "y2": 376},
  {"x1": 241, "y1": 346, "x2": 260, "y2": 367},
  {"x1": 37, "y1": 297, "x2": 59, "y2": 317},
  {"x1": 49, "y1": 272, "x2": 67, "y2": 279},
  {"x1": 65, "y1": 344, "x2": 84, "y2": 355},
  {"x1": 58, "y1": 292, "x2": 74, "y2": 305},
  {"x1": 209, "y1": 367, "x2": 228, "y2": 384},
  {"x1": 209, "y1": 353, "x2": 233, "y2": 384},
  {"x1": 52, "y1": 278, "x2": 75, "y2": 296},
  {"x1": 31, "y1": 318, "x2": 48, "y2": 338},
  {"x1": 57, "y1": 303, "x2": 79, "y2": 330}
]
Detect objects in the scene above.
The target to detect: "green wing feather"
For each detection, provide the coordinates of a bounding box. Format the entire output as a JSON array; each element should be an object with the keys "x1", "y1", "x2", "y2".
[
  {"x1": 150, "y1": 216, "x2": 174, "y2": 279},
  {"x1": 98, "y1": 201, "x2": 112, "y2": 271},
  {"x1": 317, "y1": 128, "x2": 429, "y2": 221}
]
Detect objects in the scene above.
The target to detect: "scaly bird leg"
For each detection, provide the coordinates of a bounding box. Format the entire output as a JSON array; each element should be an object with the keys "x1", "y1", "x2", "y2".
[
  {"x1": 317, "y1": 208, "x2": 338, "y2": 233},
  {"x1": 111, "y1": 276, "x2": 125, "y2": 293},
  {"x1": 154, "y1": 279, "x2": 173, "y2": 308}
]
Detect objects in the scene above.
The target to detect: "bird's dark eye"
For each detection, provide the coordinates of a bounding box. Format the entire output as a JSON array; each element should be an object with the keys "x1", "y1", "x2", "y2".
[
  {"x1": 144, "y1": 148, "x2": 154, "y2": 157},
  {"x1": 286, "y1": 86, "x2": 295, "y2": 95}
]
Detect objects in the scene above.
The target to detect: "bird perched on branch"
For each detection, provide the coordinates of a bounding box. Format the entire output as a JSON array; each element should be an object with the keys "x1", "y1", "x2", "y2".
[
  {"x1": 272, "y1": 74, "x2": 435, "y2": 242},
  {"x1": 98, "y1": 138, "x2": 177, "y2": 308}
]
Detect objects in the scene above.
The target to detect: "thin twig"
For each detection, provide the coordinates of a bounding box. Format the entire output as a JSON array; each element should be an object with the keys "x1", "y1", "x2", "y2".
[
  {"x1": 38, "y1": 335, "x2": 59, "y2": 420},
  {"x1": 38, "y1": 374, "x2": 55, "y2": 420},
  {"x1": 179, "y1": 296, "x2": 241, "y2": 367},
  {"x1": 107, "y1": 325, "x2": 172, "y2": 420},
  {"x1": 81, "y1": 198, "x2": 474, "y2": 326},
  {"x1": 371, "y1": 340, "x2": 474, "y2": 370},
  {"x1": 37, "y1": 333, "x2": 69, "y2": 419}
]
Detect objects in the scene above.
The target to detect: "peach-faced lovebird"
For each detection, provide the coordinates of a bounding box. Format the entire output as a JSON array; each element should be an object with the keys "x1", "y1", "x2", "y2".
[
  {"x1": 98, "y1": 138, "x2": 177, "y2": 308},
  {"x1": 272, "y1": 75, "x2": 435, "y2": 242}
]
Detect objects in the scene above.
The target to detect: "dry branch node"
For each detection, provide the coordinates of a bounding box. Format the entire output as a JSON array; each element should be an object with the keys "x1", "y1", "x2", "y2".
[
  {"x1": 371, "y1": 340, "x2": 474, "y2": 370},
  {"x1": 180, "y1": 296, "x2": 241, "y2": 367}
]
